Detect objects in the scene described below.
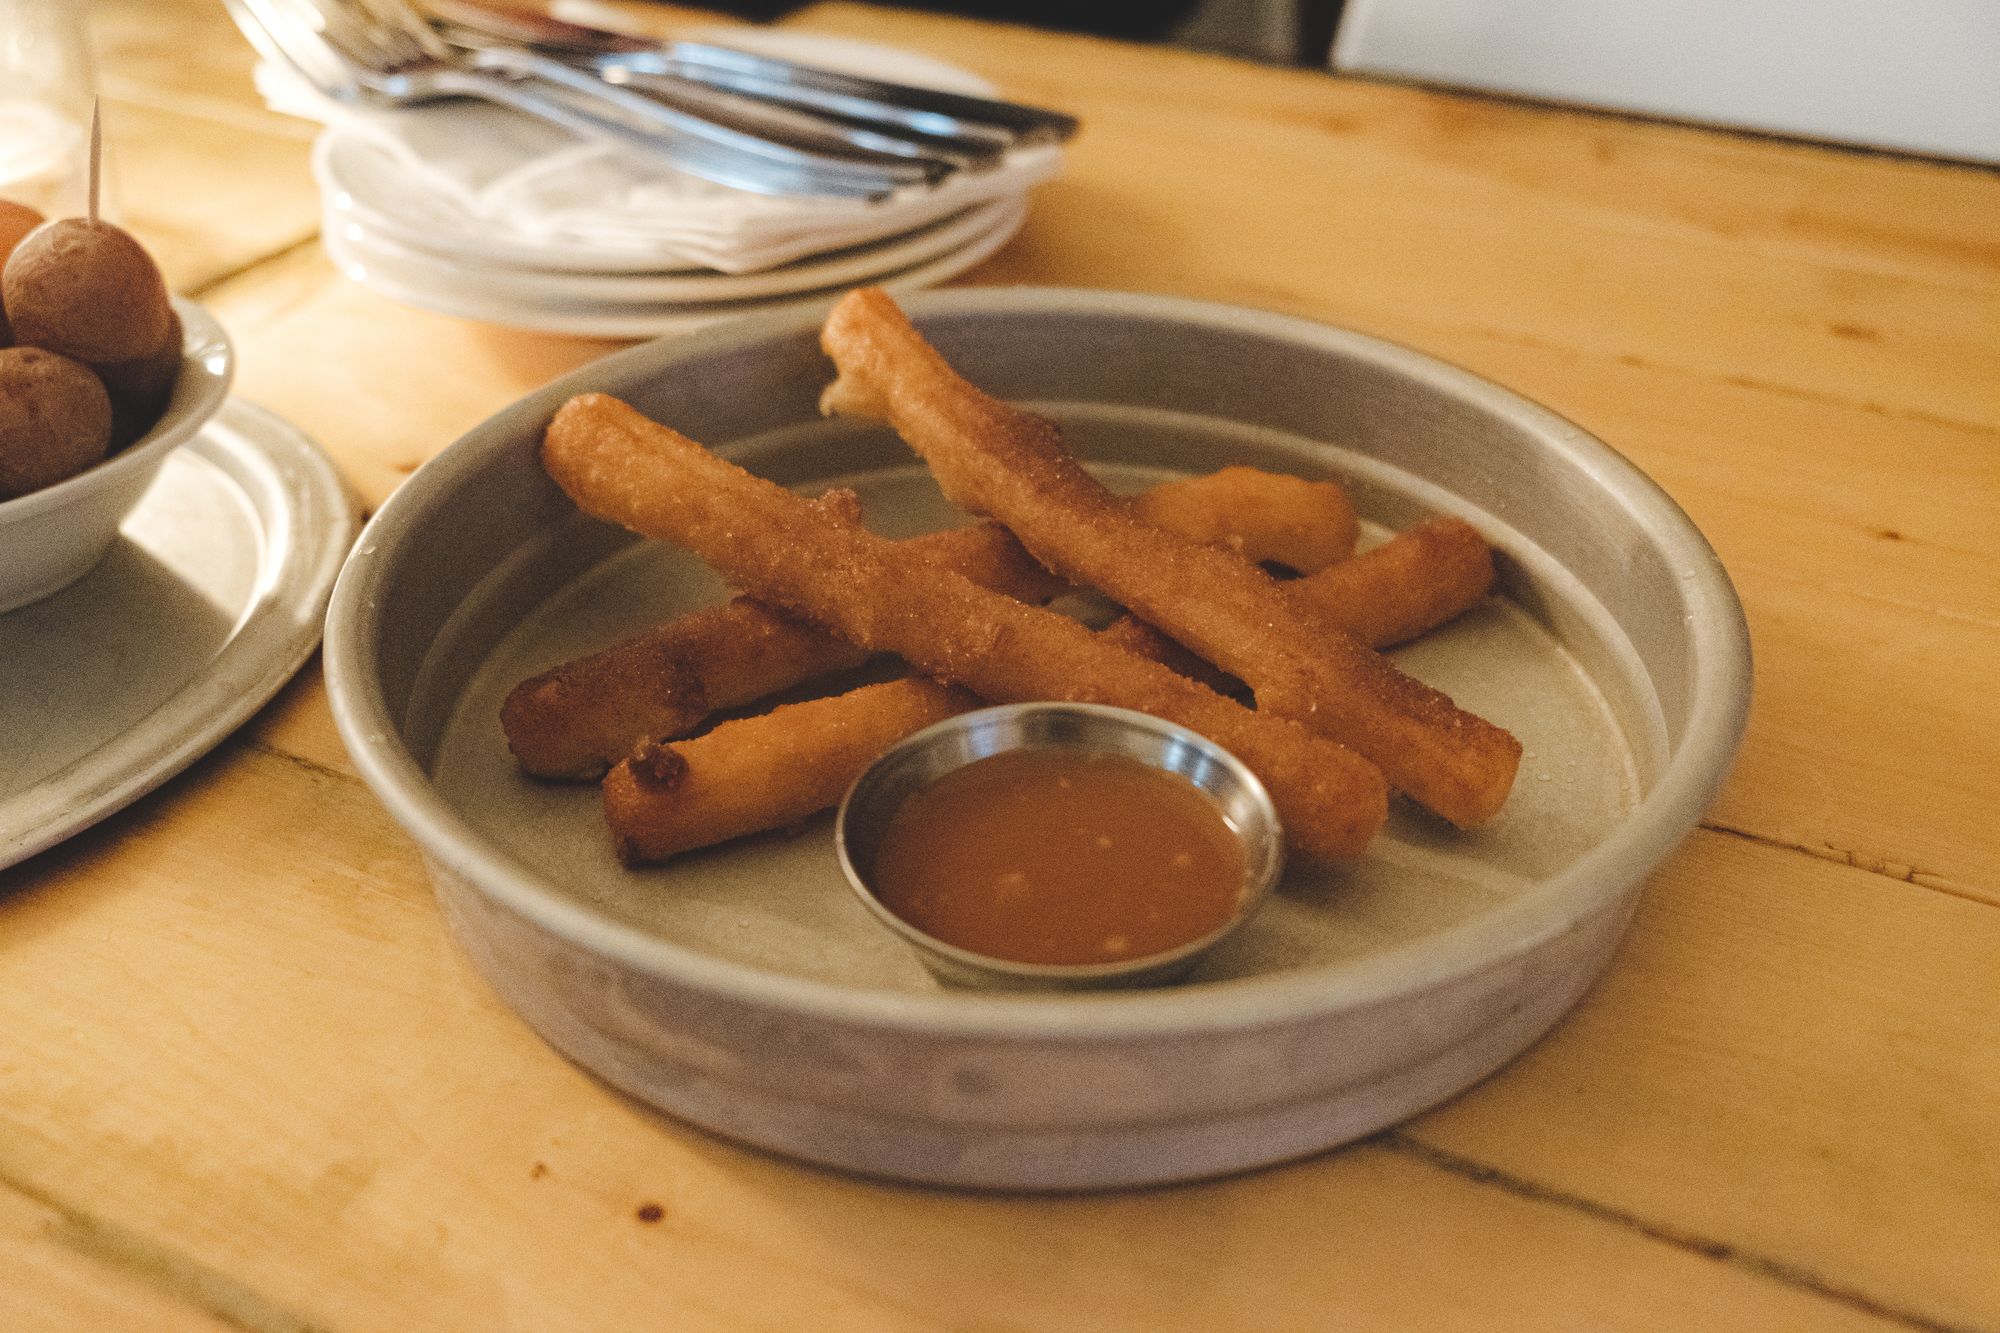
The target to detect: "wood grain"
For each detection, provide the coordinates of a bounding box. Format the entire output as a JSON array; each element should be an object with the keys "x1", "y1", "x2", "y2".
[
  {"x1": 0, "y1": 747, "x2": 1921, "y2": 1332},
  {"x1": 1406, "y1": 828, "x2": 2000, "y2": 1330},
  {"x1": 0, "y1": 1182, "x2": 240, "y2": 1333},
  {"x1": 2, "y1": 1, "x2": 1993, "y2": 1329}
]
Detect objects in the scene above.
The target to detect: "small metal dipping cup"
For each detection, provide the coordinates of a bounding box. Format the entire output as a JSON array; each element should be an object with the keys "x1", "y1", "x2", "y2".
[{"x1": 836, "y1": 702, "x2": 1284, "y2": 991}]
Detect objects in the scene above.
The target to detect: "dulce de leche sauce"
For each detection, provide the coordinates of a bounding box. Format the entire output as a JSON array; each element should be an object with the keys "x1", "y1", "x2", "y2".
[{"x1": 866, "y1": 748, "x2": 1247, "y2": 966}]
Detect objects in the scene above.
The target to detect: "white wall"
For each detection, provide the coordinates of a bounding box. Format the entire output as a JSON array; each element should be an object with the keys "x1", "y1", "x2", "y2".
[{"x1": 1333, "y1": 0, "x2": 2000, "y2": 163}]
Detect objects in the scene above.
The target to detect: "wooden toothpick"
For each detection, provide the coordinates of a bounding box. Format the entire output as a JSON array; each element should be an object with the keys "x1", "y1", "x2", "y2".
[{"x1": 88, "y1": 98, "x2": 101, "y2": 223}]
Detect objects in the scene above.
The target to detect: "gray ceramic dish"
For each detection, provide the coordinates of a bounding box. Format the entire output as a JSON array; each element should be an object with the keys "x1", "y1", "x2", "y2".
[
  {"x1": 322, "y1": 287, "x2": 1751, "y2": 1191},
  {"x1": 1, "y1": 400, "x2": 357, "y2": 868}
]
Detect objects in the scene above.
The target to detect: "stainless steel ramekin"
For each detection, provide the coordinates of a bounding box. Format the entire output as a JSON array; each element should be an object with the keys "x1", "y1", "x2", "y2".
[{"x1": 836, "y1": 702, "x2": 1284, "y2": 991}]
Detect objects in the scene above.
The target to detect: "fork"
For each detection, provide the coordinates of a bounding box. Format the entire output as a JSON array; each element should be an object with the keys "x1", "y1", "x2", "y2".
[
  {"x1": 226, "y1": 0, "x2": 943, "y2": 198},
  {"x1": 423, "y1": 0, "x2": 1079, "y2": 151},
  {"x1": 473, "y1": 38, "x2": 1003, "y2": 174},
  {"x1": 427, "y1": 5, "x2": 1014, "y2": 171}
]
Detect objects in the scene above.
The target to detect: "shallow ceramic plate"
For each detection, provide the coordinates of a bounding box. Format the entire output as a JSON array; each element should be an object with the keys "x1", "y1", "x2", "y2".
[
  {"x1": 321, "y1": 198, "x2": 1014, "y2": 305},
  {"x1": 321, "y1": 198, "x2": 1026, "y2": 337},
  {"x1": 322, "y1": 198, "x2": 1013, "y2": 306},
  {"x1": 324, "y1": 289, "x2": 1751, "y2": 1190},
  {"x1": 0, "y1": 400, "x2": 358, "y2": 868}
]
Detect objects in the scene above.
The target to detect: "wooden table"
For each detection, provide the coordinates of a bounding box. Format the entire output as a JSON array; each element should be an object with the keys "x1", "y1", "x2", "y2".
[{"x1": 7, "y1": 2, "x2": 1996, "y2": 1328}]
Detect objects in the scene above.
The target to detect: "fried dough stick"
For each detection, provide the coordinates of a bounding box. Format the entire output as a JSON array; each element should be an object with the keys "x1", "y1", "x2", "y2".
[
  {"x1": 609, "y1": 678, "x2": 976, "y2": 862},
  {"x1": 1294, "y1": 514, "x2": 1495, "y2": 648},
  {"x1": 819, "y1": 287, "x2": 1520, "y2": 827},
  {"x1": 606, "y1": 518, "x2": 1493, "y2": 863},
  {"x1": 501, "y1": 467, "x2": 1358, "y2": 779},
  {"x1": 1134, "y1": 464, "x2": 1357, "y2": 573},
  {"x1": 1100, "y1": 515, "x2": 1496, "y2": 676},
  {"x1": 543, "y1": 393, "x2": 1387, "y2": 861},
  {"x1": 501, "y1": 522, "x2": 1055, "y2": 780}
]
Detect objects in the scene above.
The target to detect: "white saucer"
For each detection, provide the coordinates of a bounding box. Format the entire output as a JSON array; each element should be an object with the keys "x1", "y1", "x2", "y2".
[
  {"x1": 0, "y1": 400, "x2": 358, "y2": 869},
  {"x1": 322, "y1": 196, "x2": 1027, "y2": 338},
  {"x1": 321, "y1": 196, "x2": 1015, "y2": 306}
]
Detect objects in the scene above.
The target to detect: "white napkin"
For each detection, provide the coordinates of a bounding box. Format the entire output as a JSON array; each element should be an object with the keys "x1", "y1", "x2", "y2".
[{"x1": 259, "y1": 31, "x2": 1063, "y2": 274}]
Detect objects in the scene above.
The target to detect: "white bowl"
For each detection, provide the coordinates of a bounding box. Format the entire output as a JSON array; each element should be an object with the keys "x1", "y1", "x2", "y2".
[{"x1": 0, "y1": 298, "x2": 234, "y2": 614}]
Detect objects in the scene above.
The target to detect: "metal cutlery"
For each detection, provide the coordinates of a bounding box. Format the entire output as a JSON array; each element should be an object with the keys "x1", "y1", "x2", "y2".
[
  {"x1": 439, "y1": 20, "x2": 1007, "y2": 172},
  {"x1": 225, "y1": 0, "x2": 957, "y2": 197},
  {"x1": 425, "y1": 0, "x2": 1080, "y2": 152}
]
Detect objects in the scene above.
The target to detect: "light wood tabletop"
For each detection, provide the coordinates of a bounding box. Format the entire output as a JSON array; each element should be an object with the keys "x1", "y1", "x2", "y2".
[{"x1": 5, "y1": 1, "x2": 1997, "y2": 1329}]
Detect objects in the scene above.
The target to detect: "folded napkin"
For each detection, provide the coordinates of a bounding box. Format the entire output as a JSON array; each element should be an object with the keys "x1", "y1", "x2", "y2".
[{"x1": 260, "y1": 31, "x2": 1063, "y2": 275}]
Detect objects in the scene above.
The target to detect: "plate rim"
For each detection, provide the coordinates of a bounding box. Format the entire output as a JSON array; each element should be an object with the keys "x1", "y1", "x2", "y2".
[
  {"x1": 324, "y1": 286, "x2": 1753, "y2": 1038},
  {"x1": 0, "y1": 400, "x2": 359, "y2": 868},
  {"x1": 322, "y1": 197, "x2": 1015, "y2": 304},
  {"x1": 322, "y1": 198, "x2": 1028, "y2": 338}
]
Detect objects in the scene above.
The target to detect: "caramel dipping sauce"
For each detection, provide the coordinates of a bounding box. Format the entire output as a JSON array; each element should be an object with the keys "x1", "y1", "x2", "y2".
[
  {"x1": 867, "y1": 748, "x2": 1248, "y2": 967},
  {"x1": 838, "y1": 702, "x2": 1284, "y2": 989}
]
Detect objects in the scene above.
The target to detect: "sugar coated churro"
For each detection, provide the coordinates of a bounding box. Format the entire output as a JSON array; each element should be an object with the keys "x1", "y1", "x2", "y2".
[
  {"x1": 543, "y1": 393, "x2": 1388, "y2": 861},
  {"x1": 502, "y1": 466, "x2": 1356, "y2": 779},
  {"x1": 500, "y1": 466, "x2": 1360, "y2": 780},
  {"x1": 604, "y1": 515, "x2": 1495, "y2": 862},
  {"x1": 1105, "y1": 515, "x2": 1498, "y2": 672},
  {"x1": 1291, "y1": 515, "x2": 1495, "y2": 649},
  {"x1": 500, "y1": 520, "x2": 1059, "y2": 779},
  {"x1": 820, "y1": 287, "x2": 1520, "y2": 827},
  {"x1": 1129, "y1": 465, "x2": 1357, "y2": 572},
  {"x1": 604, "y1": 678, "x2": 973, "y2": 863}
]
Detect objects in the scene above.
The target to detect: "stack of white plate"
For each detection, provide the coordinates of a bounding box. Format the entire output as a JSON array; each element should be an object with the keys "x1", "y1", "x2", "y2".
[{"x1": 294, "y1": 32, "x2": 1056, "y2": 339}]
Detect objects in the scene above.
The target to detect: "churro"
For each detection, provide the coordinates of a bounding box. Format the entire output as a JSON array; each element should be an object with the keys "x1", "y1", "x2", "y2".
[
  {"x1": 604, "y1": 515, "x2": 1496, "y2": 862},
  {"x1": 820, "y1": 287, "x2": 1520, "y2": 827},
  {"x1": 502, "y1": 466, "x2": 1357, "y2": 779},
  {"x1": 501, "y1": 520, "x2": 1059, "y2": 779},
  {"x1": 543, "y1": 393, "x2": 1388, "y2": 861},
  {"x1": 1130, "y1": 465, "x2": 1356, "y2": 572},
  {"x1": 1292, "y1": 514, "x2": 1495, "y2": 648},
  {"x1": 605, "y1": 678, "x2": 973, "y2": 863},
  {"x1": 1105, "y1": 515, "x2": 1497, "y2": 671}
]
